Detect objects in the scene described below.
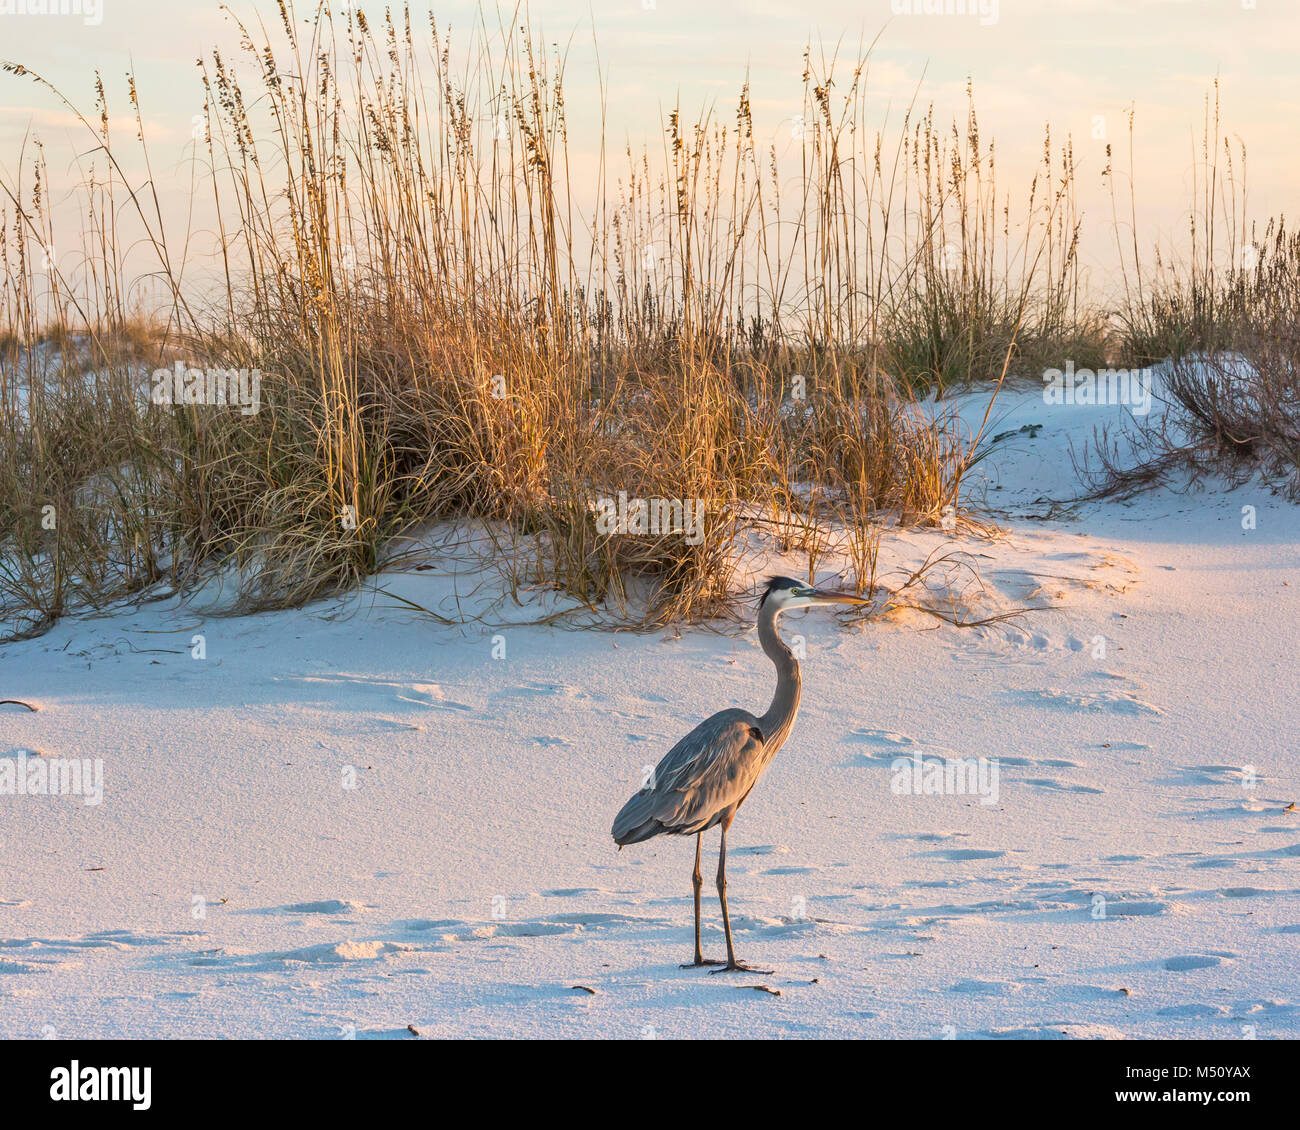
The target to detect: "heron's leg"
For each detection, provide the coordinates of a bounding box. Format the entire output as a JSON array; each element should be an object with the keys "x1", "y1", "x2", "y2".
[
  {"x1": 717, "y1": 823, "x2": 736, "y2": 964},
  {"x1": 691, "y1": 834, "x2": 704, "y2": 961},
  {"x1": 710, "y1": 820, "x2": 773, "y2": 976},
  {"x1": 680, "y1": 832, "x2": 723, "y2": 968}
]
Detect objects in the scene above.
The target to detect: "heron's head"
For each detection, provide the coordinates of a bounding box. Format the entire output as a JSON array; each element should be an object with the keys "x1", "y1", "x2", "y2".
[{"x1": 759, "y1": 575, "x2": 870, "y2": 613}]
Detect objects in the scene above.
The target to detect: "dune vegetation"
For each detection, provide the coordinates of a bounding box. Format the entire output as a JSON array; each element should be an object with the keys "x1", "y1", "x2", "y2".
[{"x1": 0, "y1": 3, "x2": 1288, "y2": 640}]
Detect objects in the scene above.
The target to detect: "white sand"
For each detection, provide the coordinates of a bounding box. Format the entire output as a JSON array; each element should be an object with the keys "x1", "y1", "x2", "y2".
[{"x1": 2, "y1": 379, "x2": 1297, "y2": 1038}]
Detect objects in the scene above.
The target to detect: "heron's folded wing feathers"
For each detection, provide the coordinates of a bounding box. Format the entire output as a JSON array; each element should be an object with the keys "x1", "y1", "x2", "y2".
[{"x1": 642, "y1": 713, "x2": 765, "y2": 834}]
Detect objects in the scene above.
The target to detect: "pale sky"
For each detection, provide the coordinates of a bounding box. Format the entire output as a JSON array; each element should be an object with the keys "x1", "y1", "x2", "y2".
[{"x1": 1, "y1": 0, "x2": 1296, "y2": 303}]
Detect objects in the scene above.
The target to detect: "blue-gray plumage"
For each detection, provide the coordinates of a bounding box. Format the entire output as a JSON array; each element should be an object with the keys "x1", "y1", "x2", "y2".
[{"x1": 611, "y1": 575, "x2": 868, "y2": 972}]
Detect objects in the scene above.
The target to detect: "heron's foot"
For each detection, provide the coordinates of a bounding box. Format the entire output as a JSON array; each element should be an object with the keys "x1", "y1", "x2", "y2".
[
  {"x1": 680, "y1": 957, "x2": 727, "y2": 968},
  {"x1": 708, "y1": 960, "x2": 774, "y2": 975}
]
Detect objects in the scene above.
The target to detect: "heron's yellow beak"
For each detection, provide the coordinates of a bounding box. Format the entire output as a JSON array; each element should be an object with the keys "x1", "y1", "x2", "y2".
[{"x1": 806, "y1": 587, "x2": 871, "y2": 606}]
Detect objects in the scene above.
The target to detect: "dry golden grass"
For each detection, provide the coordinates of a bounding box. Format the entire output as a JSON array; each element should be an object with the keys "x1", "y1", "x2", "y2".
[{"x1": 0, "y1": 3, "x2": 1105, "y2": 638}]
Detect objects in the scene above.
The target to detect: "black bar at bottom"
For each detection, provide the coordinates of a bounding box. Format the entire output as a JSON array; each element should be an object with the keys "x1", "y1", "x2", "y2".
[{"x1": 1, "y1": 1036, "x2": 1290, "y2": 1116}]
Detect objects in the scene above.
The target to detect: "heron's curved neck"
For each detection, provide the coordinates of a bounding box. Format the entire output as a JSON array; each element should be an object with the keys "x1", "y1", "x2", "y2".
[{"x1": 757, "y1": 602, "x2": 802, "y2": 749}]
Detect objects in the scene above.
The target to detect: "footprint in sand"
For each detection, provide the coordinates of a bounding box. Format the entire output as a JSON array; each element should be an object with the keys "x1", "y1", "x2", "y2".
[
  {"x1": 1163, "y1": 955, "x2": 1226, "y2": 972},
  {"x1": 494, "y1": 682, "x2": 593, "y2": 702},
  {"x1": 896, "y1": 831, "x2": 971, "y2": 844},
  {"x1": 1099, "y1": 900, "x2": 1169, "y2": 918},
  {"x1": 1182, "y1": 765, "x2": 1261, "y2": 786},
  {"x1": 1023, "y1": 777, "x2": 1105, "y2": 794},
  {"x1": 983, "y1": 1023, "x2": 1127, "y2": 1040},
  {"x1": 281, "y1": 675, "x2": 477, "y2": 714},
  {"x1": 397, "y1": 919, "x2": 464, "y2": 932},
  {"x1": 277, "y1": 941, "x2": 407, "y2": 963},
  {"x1": 186, "y1": 940, "x2": 411, "y2": 971},
  {"x1": 950, "y1": 979, "x2": 1022, "y2": 996},
  {"x1": 1158, "y1": 1003, "x2": 1228, "y2": 1018},
  {"x1": 845, "y1": 729, "x2": 916, "y2": 747},
  {"x1": 397, "y1": 684, "x2": 477, "y2": 711},
  {"x1": 1015, "y1": 688, "x2": 1161, "y2": 716},
  {"x1": 260, "y1": 899, "x2": 365, "y2": 915},
  {"x1": 547, "y1": 912, "x2": 668, "y2": 927}
]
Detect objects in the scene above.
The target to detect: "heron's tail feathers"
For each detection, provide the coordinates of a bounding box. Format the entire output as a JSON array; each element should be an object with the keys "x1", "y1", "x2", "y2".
[
  {"x1": 612, "y1": 818, "x2": 664, "y2": 846},
  {"x1": 611, "y1": 788, "x2": 667, "y2": 846}
]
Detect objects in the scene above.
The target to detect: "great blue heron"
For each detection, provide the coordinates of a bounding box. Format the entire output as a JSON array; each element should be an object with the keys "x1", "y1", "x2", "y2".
[{"x1": 611, "y1": 575, "x2": 868, "y2": 973}]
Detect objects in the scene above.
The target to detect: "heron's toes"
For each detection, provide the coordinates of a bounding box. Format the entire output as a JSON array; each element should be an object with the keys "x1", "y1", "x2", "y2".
[
  {"x1": 708, "y1": 961, "x2": 774, "y2": 975},
  {"x1": 680, "y1": 957, "x2": 727, "y2": 968}
]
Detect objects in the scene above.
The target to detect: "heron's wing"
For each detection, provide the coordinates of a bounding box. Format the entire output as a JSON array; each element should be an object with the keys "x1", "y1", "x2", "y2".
[{"x1": 612, "y1": 711, "x2": 765, "y2": 843}]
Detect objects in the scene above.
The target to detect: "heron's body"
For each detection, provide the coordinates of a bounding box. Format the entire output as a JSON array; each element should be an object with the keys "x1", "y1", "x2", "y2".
[
  {"x1": 611, "y1": 576, "x2": 865, "y2": 972},
  {"x1": 610, "y1": 710, "x2": 765, "y2": 843}
]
